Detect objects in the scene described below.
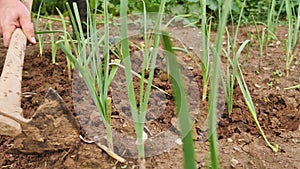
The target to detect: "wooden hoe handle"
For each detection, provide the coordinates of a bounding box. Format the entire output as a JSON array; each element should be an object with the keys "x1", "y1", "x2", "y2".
[{"x1": 0, "y1": 0, "x2": 33, "y2": 136}]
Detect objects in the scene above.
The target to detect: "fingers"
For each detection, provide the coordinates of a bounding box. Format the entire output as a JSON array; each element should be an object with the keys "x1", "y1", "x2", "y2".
[
  {"x1": 19, "y1": 17, "x2": 36, "y2": 45},
  {"x1": 2, "y1": 25, "x2": 16, "y2": 48},
  {"x1": 18, "y1": 5, "x2": 36, "y2": 45},
  {"x1": 0, "y1": 1, "x2": 36, "y2": 47},
  {"x1": 2, "y1": 21, "x2": 35, "y2": 48},
  {"x1": 2, "y1": 22, "x2": 35, "y2": 48}
]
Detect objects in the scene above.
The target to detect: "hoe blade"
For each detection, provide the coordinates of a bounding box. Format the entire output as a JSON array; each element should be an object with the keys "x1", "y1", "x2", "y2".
[{"x1": 11, "y1": 88, "x2": 80, "y2": 153}]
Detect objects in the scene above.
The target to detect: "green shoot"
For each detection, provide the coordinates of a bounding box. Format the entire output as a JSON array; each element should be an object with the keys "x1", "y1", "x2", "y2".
[
  {"x1": 222, "y1": 0, "x2": 249, "y2": 115},
  {"x1": 200, "y1": 0, "x2": 212, "y2": 100},
  {"x1": 252, "y1": 18, "x2": 279, "y2": 71},
  {"x1": 284, "y1": 0, "x2": 300, "y2": 77},
  {"x1": 274, "y1": 0, "x2": 285, "y2": 29},
  {"x1": 222, "y1": 38, "x2": 250, "y2": 115},
  {"x1": 48, "y1": 21, "x2": 57, "y2": 64},
  {"x1": 57, "y1": 7, "x2": 73, "y2": 80},
  {"x1": 284, "y1": 84, "x2": 300, "y2": 90},
  {"x1": 265, "y1": 0, "x2": 277, "y2": 47},
  {"x1": 35, "y1": 0, "x2": 45, "y2": 56},
  {"x1": 235, "y1": 64, "x2": 279, "y2": 152},
  {"x1": 161, "y1": 30, "x2": 197, "y2": 169},
  {"x1": 208, "y1": 0, "x2": 232, "y2": 168},
  {"x1": 252, "y1": 16, "x2": 266, "y2": 70}
]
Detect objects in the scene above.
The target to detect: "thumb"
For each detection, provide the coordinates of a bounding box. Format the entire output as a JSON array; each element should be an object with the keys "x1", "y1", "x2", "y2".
[{"x1": 19, "y1": 16, "x2": 36, "y2": 45}]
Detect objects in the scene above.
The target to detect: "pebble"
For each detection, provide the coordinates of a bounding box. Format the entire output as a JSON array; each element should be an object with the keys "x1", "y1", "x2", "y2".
[
  {"x1": 223, "y1": 149, "x2": 230, "y2": 154},
  {"x1": 254, "y1": 83, "x2": 261, "y2": 88},
  {"x1": 187, "y1": 66, "x2": 193, "y2": 70},
  {"x1": 175, "y1": 138, "x2": 183, "y2": 145},
  {"x1": 227, "y1": 138, "x2": 233, "y2": 143},
  {"x1": 231, "y1": 158, "x2": 239, "y2": 168},
  {"x1": 233, "y1": 146, "x2": 241, "y2": 152}
]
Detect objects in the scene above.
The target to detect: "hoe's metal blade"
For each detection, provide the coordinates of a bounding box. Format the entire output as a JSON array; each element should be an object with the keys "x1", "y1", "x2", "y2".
[{"x1": 11, "y1": 88, "x2": 80, "y2": 153}]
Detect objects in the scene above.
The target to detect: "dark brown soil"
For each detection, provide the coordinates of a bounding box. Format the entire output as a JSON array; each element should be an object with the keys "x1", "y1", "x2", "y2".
[{"x1": 0, "y1": 20, "x2": 300, "y2": 169}]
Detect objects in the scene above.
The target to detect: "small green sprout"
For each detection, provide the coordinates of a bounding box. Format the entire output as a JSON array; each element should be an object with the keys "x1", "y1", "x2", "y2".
[{"x1": 272, "y1": 70, "x2": 283, "y2": 77}]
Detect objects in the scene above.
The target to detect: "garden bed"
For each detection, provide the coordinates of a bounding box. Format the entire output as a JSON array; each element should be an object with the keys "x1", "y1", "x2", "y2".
[{"x1": 0, "y1": 23, "x2": 300, "y2": 168}]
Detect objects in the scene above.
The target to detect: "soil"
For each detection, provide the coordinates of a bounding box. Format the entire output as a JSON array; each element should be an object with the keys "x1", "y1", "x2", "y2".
[{"x1": 0, "y1": 19, "x2": 300, "y2": 169}]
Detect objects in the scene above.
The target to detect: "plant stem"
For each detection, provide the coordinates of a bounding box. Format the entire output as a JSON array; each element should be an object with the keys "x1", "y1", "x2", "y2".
[
  {"x1": 161, "y1": 31, "x2": 196, "y2": 169},
  {"x1": 208, "y1": 0, "x2": 232, "y2": 168}
]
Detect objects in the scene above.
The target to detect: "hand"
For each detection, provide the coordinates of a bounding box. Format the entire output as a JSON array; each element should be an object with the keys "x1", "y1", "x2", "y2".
[{"x1": 0, "y1": 0, "x2": 36, "y2": 47}]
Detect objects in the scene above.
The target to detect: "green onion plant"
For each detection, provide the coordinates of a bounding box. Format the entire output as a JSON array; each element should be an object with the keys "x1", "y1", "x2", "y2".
[
  {"x1": 120, "y1": 0, "x2": 166, "y2": 168},
  {"x1": 252, "y1": 16, "x2": 266, "y2": 70},
  {"x1": 199, "y1": 0, "x2": 212, "y2": 100},
  {"x1": 34, "y1": 0, "x2": 71, "y2": 63},
  {"x1": 48, "y1": 21, "x2": 57, "y2": 64},
  {"x1": 207, "y1": 0, "x2": 232, "y2": 167},
  {"x1": 35, "y1": 0, "x2": 47, "y2": 57},
  {"x1": 235, "y1": 64, "x2": 279, "y2": 152},
  {"x1": 224, "y1": 37, "x2": 279, "y2": 152},
  {"x1": 284, "y1": 0, "x2": 300, "y2": 77},
  {"x1": 224, "y1": 0, "x2": 279, "y2": 154},
  {"x1": 57, "y1": 7, "x2": 74, "y2": 80},
  {"x1": 250, "y1": 0, "x2": 280, "y2": 71},
  {"x1": 252, "y1": 16, "x2": 279, "y2": 71},
  {"x1": 222, "y1": 0, "x2": 249, "y2": 115},
  {"x1": 58, "y1": 0, "x2": 118, "y2": 151},
  {"x1": 265, "y1": 0, "x2": 277, "y2": 46},
  {"x1": 222, "y1": 37, "x2": 250, "y2": 115}
]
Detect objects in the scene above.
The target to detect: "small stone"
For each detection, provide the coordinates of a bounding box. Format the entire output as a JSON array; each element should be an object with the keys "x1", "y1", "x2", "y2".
[
  {"x1": 276, "y1": 41, "x2": 281, "y2": 46},
  {"x1": 254, "y1": 83, "x2": 261, "y2": 88},
  {"x1": 233, "y1": 146, "x2": 241, "y2": 152},
  {"x1": 268, "y1": 43, "x2": 275, "y2": 47},
  {"x1": 227, "y1": 138, "x2": 233, "y2": 143},
  {"x1": 291, "y1": 65, "x2": 295, "y2": 70},
  {"x1": 262, "y1": 67, "x2": 271, "y2": 70},
  {"x1": 175, "y1": 138, "x2": 183, "y2": 145},
  {"x1": 187, "y1": 66, "x2": 193, "y2": 70},
  {"x1": 231, "y1": 158, "x2": 239, "y2": 167},
  {"x1": 223, "y1": 149, "x2": 230, "y2": 154},
  {"x1": 142, "y1": 131, "x2": 148, "y2": 141}
]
